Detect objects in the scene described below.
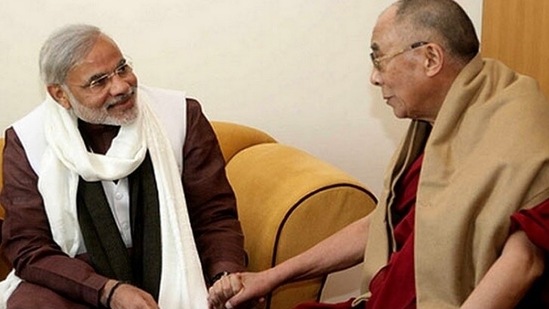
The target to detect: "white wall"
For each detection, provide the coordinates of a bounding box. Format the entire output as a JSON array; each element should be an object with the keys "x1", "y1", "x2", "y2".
[{"x1": 0, "y1": 0, "x2": 482, "y2": 302}]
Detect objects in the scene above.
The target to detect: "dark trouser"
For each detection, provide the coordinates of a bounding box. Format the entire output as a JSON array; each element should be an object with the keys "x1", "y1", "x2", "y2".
[{"x1": 8, "y1": 282, "x2": 92, "y2": 309}]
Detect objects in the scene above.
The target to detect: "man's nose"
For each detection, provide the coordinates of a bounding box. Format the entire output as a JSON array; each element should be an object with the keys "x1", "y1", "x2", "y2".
[
  {"x1": 370, "y1": 69, "x2": 382, "y2": 86},
  {"x1": 109, "y1": 74, "x2": 132, "y2": 96}
]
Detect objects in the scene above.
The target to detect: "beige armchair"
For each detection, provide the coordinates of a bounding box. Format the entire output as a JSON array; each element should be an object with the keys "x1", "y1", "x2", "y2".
[
  {"x1": 0, "y1": 121, "x2": 377, "y2": 309},
  {"x1": 211, "y1": 121, "x2": 377, "y2": 309}
]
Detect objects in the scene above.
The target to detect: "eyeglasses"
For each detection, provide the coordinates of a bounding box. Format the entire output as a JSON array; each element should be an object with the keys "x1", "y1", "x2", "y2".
[
  {"x1": 75, "y1": 59, "x2": 134, "y2": 93},
  {"x1": 370, "y1": 41, "x2": 428, "y2": 71}
]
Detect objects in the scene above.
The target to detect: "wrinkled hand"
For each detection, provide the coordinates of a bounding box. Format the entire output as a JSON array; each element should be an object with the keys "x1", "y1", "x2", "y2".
[
  {"x1": 208, "y1": 272, "x2": 272, "y2": 309},
  {"x1": 104, "y1": 281, "x2": 159, "y2": 309},
  {"x1": 208, "y1": 273, "x2": 243, "y2": 309}
]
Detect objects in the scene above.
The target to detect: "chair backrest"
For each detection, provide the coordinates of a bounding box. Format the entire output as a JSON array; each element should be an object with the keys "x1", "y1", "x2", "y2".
[{"x1": 210, "y1": 121, "x2": 277, "y2": 162}]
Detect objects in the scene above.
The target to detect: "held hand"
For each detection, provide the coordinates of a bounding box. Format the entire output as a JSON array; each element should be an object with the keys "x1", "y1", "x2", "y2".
[
  {"x1": 102, "y1": 280, "x2": 160, "y2": 309},
  {"x1": 208, "y1": 272, "x2": 273, "y2": 309},
  {"x1": 208, "y1": 273, "x2": 243, "y2": 309}
]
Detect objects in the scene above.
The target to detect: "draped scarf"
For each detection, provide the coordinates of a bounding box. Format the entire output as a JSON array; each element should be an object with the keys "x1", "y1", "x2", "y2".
[{"x1": 77, "y1": 152, "x2": 162, "y2": 299}]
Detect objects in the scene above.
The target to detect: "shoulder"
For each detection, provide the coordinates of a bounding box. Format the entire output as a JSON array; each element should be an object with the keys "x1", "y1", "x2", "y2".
[{"x1": 185, "y1": 97, "x2": 202, "y2": 117}]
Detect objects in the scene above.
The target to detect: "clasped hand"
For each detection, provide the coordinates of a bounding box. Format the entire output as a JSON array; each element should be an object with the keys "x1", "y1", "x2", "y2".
[{"x1": 207, "y1": 272, "x2": 270, "y2": 309}]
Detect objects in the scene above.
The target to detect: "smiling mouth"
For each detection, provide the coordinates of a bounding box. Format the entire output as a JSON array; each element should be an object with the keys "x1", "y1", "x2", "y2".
[
  {"x1": 106, "y1": 91, "x2": 135, "y2": 110},
  {"x1": 107, "y1": 98, "x2": 133, "y2": 110}
]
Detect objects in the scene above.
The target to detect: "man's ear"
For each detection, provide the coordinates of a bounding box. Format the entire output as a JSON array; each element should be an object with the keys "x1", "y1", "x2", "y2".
[
  {"x1": 423, "y1": 43, "x2": 444, "y2": 77},
  {"x1": 47, "y1": 84, "x2": 72, "y2": 109}
]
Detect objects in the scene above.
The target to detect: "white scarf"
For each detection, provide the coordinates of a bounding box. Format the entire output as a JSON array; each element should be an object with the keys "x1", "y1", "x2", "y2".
[{"x1": 0, "y1": 90, "x2": 208, "y2": 308}]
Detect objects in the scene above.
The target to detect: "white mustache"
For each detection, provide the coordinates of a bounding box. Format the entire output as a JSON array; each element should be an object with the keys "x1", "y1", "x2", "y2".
[{"x1": 106, "y1": 87, "x2": 136, "y2": 108}]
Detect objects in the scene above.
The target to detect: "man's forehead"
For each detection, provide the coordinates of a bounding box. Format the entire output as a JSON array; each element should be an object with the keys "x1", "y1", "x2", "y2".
[
  {"x1": 370, "y1": 28, "x2": 399, "y2": 52},
  {"x1": 70, "y1": 38, "x2": 123, "y2": 72},
  {"x1": 370, "y1": 5, "x2": 399, "y2": 51}
]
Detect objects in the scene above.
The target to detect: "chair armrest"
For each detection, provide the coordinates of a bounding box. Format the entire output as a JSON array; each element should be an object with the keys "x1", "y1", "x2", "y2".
[{"x1": 226, "y1": 142, "x2": 376, "y2": 309}]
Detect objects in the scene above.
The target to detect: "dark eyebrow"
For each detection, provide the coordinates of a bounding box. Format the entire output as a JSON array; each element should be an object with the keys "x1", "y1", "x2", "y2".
[
  {"x1": 116, "y1": 58, "x2": 127, "y2": 67},
  {"x1": 370, "y1": 42, "x2": 380, "y2": 52}
]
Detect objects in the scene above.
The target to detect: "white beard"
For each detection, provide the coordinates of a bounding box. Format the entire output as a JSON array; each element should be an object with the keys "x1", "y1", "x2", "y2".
[{"x1": 65, "y1": 86, "x2": 139, "y2": 126}]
